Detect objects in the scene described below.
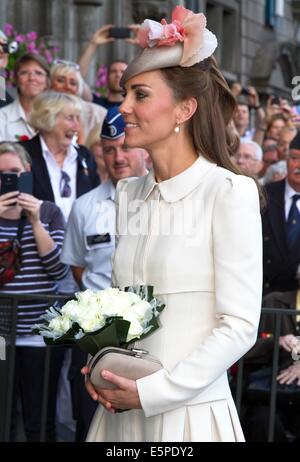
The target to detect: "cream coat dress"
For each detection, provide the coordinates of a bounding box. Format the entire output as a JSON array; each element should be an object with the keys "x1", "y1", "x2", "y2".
[{"x1": 86, "y1": 156, "x2": 262, "y2": 442}]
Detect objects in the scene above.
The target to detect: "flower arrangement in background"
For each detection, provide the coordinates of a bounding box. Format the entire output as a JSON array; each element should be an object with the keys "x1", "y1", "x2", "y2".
[
  {"x1": 3, "y1": 23, "x2": 59, "y2": 87},
  {"x1": 94, "y1": 63, "x2": 108, "y2": 97}
]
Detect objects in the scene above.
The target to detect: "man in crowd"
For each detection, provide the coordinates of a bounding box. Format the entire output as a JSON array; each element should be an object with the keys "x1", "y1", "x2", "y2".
[
  {"x1": 78, "y1": 25, "x2": 130, "y2": 109},
  {"x1": 262, "y1": 131, "x2": 300, "y2": 294},
  {"x1": 60, "y1": 106, "x2": 148, "y2": 441}
]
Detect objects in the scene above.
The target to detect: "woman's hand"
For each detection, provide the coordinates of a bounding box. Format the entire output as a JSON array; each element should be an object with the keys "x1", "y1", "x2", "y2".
[
  {"x1": 100, "y1": 370, "x2": 142, "y2": 411},
  {"x1": 17, "y1": 193, "x2": 42, "y2": 224},
  {"x1": 0, "y1": 191, "x2": 19, "y2": 215},
  {"x1": 277, "y1": 363, "x2": 300, "y2": 385},
  {"x1": 81, "y1": 366, "x2": 142, "y2": 413},
  {"x1": 81, "y1": 365, "x2": 116, "y2": 413}
]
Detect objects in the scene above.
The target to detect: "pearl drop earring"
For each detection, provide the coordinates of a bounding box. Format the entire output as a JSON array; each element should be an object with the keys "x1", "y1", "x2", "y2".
[{"x1": 174, "y1": 124, "x2": 180, "y2": 134}]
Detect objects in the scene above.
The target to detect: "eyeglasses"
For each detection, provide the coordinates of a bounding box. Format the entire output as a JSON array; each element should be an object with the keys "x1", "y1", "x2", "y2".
[
  {"x1": 60, "y1": 171, "x2": 71, "y2": 198},
  {"x1": 17, "y1": 69, "x2": 47, "y2": 79},
  {"x1": 53, "y1": 59, "x2": 80, "y2": 71}
]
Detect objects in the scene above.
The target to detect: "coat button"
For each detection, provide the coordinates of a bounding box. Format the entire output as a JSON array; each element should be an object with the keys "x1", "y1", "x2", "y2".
[
  {"x1": 267, "y1": 259, "x2": 271, "y2": 264},
  {"x1": 265, "y1": 282, "x2": 270, "y2": 288},
  {"x1": 264, "y1": 236, "x2": 269, "y2": 241}
]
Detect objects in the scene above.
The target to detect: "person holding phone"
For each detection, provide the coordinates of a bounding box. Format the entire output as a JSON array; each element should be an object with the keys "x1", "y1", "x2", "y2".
[
  {"x1": 78, "y1": 24, "x2": 139, "y2": 110},
  {"x1": 0, "y1": 141, "x2": 69, "y2": 441}
]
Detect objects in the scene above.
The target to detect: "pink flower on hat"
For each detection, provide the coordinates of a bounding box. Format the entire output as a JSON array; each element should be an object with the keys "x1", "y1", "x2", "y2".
[{"x1": 137, "y1": 5, "x2": 217, "y2": 67}]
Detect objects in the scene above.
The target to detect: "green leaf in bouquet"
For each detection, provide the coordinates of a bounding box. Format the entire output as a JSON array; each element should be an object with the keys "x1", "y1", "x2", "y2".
[
  {"x1": 42, "y1": 324, "x2": 79, "y2": 346},
  {"x1": 155, "y1": 302, "x2": 165, "y2": 313},
  {"x1": 76, "y1": 318, "x2": 131, "y2": 356},
  {"x1": 125, "y1": 285, "x2": 154, "y2": 302}
]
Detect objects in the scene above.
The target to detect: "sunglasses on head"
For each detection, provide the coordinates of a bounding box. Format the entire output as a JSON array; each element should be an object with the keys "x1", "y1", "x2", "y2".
[{"x1": 53, "y1": 59, "x2": 80, "y2": 71}]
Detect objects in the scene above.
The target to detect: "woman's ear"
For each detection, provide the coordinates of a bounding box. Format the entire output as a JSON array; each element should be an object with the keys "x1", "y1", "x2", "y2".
[
  {"x1": 177, "y1": 97, "x2": 198, "y2": 124},
  {"x1": 25, "y1": 164, "x2": 31, "y2": 172}
]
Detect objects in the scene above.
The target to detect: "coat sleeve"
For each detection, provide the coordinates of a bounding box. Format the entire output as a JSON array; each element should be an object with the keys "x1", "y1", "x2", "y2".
[{"x1": 136, "y1": 175, "x2": 263, "y2": 417}]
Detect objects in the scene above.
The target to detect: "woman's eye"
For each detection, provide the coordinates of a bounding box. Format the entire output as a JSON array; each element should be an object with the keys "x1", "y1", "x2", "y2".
[{"x1": 136, "y1": 92, "x2": 147, "y2": 100}]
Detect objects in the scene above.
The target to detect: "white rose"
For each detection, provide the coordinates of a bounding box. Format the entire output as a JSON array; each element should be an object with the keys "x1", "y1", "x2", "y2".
[
  {"x1": 61, "y1": 300, "x2": 81, "y2": 318},
  {"x1": 80, "y1": 317, "x2": 104, "y2": 332},
  {"x1": 131, "y1": 300, "x2": 152, "y2": 323},
  {"x1": 48, "y1": 316, "x2": 71, "y2": 334},
  {"x1": 126, "y1": 318, "x2": 144, "y2": 342}
]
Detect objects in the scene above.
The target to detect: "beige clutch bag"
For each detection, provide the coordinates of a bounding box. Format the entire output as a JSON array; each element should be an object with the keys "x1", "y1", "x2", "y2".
[{"x1": 88, "y1": 347, "x2": 163, "y2": 390}]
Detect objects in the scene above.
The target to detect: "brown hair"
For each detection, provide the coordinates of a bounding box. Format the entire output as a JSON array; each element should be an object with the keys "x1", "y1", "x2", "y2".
[
  {"x1": 160, "y1": 56, "x2": 239, "y2": 173},
  {"x1": 266, "y1": 113, "x2": 286, "y2": 133},
  {"x1": 14, "y1": 52, "x2": 50, "y2": 88},
  {"x1": 160, "y1": 57, "x2": 265, "y2": 207}
]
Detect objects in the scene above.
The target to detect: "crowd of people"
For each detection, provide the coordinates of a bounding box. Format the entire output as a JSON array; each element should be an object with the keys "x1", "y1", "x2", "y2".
[{"x1": 0, "y1": 4, "x2": 300, "y2": 443}]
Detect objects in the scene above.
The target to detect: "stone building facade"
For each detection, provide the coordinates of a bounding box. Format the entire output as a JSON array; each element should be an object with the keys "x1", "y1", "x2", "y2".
[{"x1": 0, "y1": 0, "x2": 300, "y2": 99}]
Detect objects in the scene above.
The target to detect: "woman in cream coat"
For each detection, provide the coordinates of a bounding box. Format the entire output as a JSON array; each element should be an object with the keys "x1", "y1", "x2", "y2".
[{"x1": 84, "y1": 6, "x2": 262, "y2": 442}]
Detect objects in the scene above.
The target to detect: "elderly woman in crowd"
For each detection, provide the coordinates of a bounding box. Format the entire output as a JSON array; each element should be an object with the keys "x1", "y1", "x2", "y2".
[
  {"x1": 0, "y1": 53, "x2": 49, "y2": 142},
  {"x1": 0, "y1": 142, "x2": 68, "y2": 441},
  {"x1": 18, "y1": 91, "x2": 99, "y2": 222},
  {"x1": 50, "y1": 61, "x2": 106, "y2": 144}
]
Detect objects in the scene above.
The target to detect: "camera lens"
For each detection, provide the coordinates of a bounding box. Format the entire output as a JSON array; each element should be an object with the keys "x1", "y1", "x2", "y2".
[{"x1": 1, "y1": 41, "x2": 18, "y2": 54}]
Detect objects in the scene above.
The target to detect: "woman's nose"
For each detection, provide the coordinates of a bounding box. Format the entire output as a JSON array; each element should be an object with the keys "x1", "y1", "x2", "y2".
[{"x1": 119, "y1": 99, "x2": 131, "y2": 115}]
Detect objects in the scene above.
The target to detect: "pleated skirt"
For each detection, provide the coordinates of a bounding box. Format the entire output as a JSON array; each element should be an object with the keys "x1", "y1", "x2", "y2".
[{"x1": 86, "y1": 396, "x2": 245, "y2": 442}]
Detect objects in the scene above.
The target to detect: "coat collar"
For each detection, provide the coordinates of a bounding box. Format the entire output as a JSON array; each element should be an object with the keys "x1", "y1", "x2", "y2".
[{"x1": 141, "y1": 156, "x2": 217, "y2": 203}]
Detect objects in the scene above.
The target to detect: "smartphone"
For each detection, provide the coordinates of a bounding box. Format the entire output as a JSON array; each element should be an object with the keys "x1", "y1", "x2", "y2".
[
  {"x1": 0, "y1": 172, "x2": 18, "y2": 195},
  {"x1": 18, "y1": 172, "x2": 33, "y2": 195},
  {"x1": 108, "y1": 27, "x2": 132, "y2": 39}
]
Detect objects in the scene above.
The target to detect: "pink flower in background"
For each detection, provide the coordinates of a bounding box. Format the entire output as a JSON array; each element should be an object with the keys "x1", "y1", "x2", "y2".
[
  {"x1": 26, "y1": 31, "x2": 38, "y2": 41},
  {"x1": 27, "y1": 42, "x2": 37, "y2": 53},
  {"x1": 3, "y1": 23, "x2": 59, "y2": 87},
  {"x1": 15, "y1": 34, "x2": 25, "y2": 43},
  {"x1": 95, "y1": 64, "x2": 108, "y2": 97},
  {"x1": 3, "y1": 24, "x2": 14, "y2": 37},
  {"x1": 44, "y1": 50, "x2": 53, "y2": 64}
]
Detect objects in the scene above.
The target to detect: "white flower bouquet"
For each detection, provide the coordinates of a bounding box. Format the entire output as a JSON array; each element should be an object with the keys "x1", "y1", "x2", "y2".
[{"x1": 33, "y1": 285, "x2": 165, "y2": 356}]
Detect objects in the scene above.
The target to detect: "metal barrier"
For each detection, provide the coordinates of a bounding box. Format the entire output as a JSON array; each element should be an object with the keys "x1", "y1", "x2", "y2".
[
  {"x1": 0, "y1": 293, "x2": 72, "y2": 442},
  {"x1": 0, "y1": 295, "x2": 299, "y2": 442},
  {"x1": 234, "y1": 307, "x2": 300, "y2": 442}
]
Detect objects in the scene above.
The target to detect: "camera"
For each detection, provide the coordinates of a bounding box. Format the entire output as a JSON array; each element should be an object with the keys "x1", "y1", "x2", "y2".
[
  {"x1": 271, "y1": 95, "x2": 280, "y2": 105},
  {"x1": 1, "y1": 41, "x2": 19, "y2": 54},
  {"x1": 240, "y1": 87, "x2": 250, "y2": 96},
  {"x1": 108, "y1": 27, "x2": 132, "y2": 39}
]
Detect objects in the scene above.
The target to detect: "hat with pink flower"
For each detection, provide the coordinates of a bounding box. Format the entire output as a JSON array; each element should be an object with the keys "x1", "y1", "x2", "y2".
[{"x1": 121, "y1": 5, "x2": 217, "y2": 85}]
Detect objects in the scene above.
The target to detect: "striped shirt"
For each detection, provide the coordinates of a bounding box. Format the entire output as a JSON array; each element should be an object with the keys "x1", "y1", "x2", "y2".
[{"x1": 0, "y1": 201, "x2": 68, "y2": 335}]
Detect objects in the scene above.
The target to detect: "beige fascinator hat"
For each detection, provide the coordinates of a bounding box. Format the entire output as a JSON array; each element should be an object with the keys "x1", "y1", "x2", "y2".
[{"x1": 121, "y1": 5, "x2": 218, "y2": 86}]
